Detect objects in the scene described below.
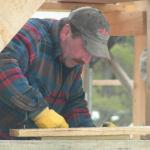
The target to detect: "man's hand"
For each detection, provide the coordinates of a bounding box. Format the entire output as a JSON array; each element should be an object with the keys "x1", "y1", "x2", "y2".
[
  {"x1": 32, "y1": 107, "x2": 69, "y2": 128},
  {"x1": 102, "y1": 122, "x2": 117, "y2": 127}
]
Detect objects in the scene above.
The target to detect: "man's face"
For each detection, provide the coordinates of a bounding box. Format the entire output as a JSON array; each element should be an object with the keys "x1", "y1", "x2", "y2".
[{"x1": 60, "y1": 24, "x2": 92, "y2": 68}]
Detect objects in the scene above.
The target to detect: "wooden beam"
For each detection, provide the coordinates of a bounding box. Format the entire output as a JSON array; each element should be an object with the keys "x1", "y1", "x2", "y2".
[
  {"x1": 133, "y1": 35, "x2": 147, "y2": 126},
  {"x1": 1, "y1": 140, "x2": 150, "y2": 150},
  {"x1": 58, "y1": 0, "x2": 143, "y2": 4},
  {"x1": 106, "y1": 11, "x2": 146, "y2": 36},
  {"x1": 40, "y1": 2, "x2": 124, "y2": 12},
  {"x1": 40, "y1": 1, "x2": 147, "y2": 12},
  {"x1": 93, "y1": 79, "x2": 122, "y2": 86},
  {"x1": 10, "y1": 127, "x2": 150, "y2": 138},
  {"x1": 145, "y1": 0, "x2": 150, "y2": 125},
  {"x1": 39, "y1": 3, "x2": 146, "y2": 36},
  {"x1": 0, "y1": 0, "x2": 45, "y2": 51}
]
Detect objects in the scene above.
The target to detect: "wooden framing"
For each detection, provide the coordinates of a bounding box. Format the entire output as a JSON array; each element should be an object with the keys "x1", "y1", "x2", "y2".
[
  {"x1": 145, "y1": 0, "x2": 150, "y2": 125},
  {"x1": 133, "y1": 35, "x2": 147, "y2": 125},
  {"x1": 39, "y1": 0, "x2": 139, "y2": 12},
  {"x1": 41, "y1": 1, "x2": 147, "y2": 36},
  {"x1": 40, "y1": 1, "x2": 146, "y2": 13},
  {"x1": 93, "y1": 80, "x2": 122, "y2": 86},
  {"x1": 106, "y1": 11, "x2": 146, "y2": 36},
  {"x1": 8, "y1": 126, "x2": 150, "y2": 150},
  {"x1": 40, "y1": 2, "x2": 124, "y2": 12},
  {"x1": 0, "y1": 0, "x2": 45, "y2": 51},
  {"x1": 58, "y1": 0, "x2": 143, "y2": 3}
]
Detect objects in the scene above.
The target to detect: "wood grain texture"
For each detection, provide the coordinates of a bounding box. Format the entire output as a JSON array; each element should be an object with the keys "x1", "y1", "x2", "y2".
[
  {"x1": 145, "y1": 0, "x2": 150, "y2": 126},
  {"x1": 106, "y1": 11, "x2": 146, "y2": 36},
  {"x1": 0, "y1": 0, "x2": 45, "y2": 51},
  {"x1": 41, "y1": 1, "x2": 147, "y2": 12},
  {"x1": 10, "y1": 127, "x2": 150, "y2": 138},
  {"x1": 58, "y1": 0, "x2": 143, "y2": 4},
  {"x1": 133, "y1": 35, "x2": 147, "y2": 126},
  {"x1": 40, "y1": 2, "x2": 123, "y2": 12},
  {"x1": 0, "y1": 140, "x2": 150, "y2": 150}
]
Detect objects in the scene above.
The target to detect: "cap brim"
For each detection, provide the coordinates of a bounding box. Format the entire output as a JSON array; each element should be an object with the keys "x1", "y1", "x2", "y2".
[{"x1": 83, "y1": 35, "x2": 110, "y2": 60}]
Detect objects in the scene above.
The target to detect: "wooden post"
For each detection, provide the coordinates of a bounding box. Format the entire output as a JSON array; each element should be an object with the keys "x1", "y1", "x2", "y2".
[
  {"x1": 145, "y1": 0, "x2": 150, "y2": 125},
  {"x1": 133, "y1": 35, "x2": 147, "y2": 126}
]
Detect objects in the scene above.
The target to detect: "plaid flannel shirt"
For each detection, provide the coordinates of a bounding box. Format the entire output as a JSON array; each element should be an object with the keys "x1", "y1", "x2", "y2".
[{"x1": 0, "y1": 18, "x2": 94, "y2": 139}]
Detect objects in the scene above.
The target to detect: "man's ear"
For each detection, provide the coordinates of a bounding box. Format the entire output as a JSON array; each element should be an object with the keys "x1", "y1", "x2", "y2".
[{"x1": 60, "y1": 24, "x2": 71, "y2": 40}]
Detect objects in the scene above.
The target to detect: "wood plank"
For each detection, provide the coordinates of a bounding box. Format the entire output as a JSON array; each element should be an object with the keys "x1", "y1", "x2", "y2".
[
  {"x1": 1, "y1": 140, "x2": 150, "y2": 150},
  {"x1": 0, "y1": 0, "x2": 45, "y2": 51},
  {"x1": 40, "y1": 2, "x2": 124, "y2": 12},
  {"x1": 107, "y1": 11, "x2": 146, "y2": 36},
  {"x1": 42, "y1": 135, "x2": 130, "y2": 140},
  {"x1": 41, "y1": 1, "x2": 147, "y2": 12},
  {"x1": 145, "y1": 0, "x2": 150, "y2": 125},
  {"x1": 58, "y1": 0, "x2": 143, "y2": 4},
  {"x1": 133, "y1": 35, "x2": 146, "y2": 126},
  {"x1": 93, "y1": 79, "x2": 122, "y2": 86},
  {"x1": 10, "y1": 127, "x2": 150, "y2": 138},
  {"x1": 93, "y1": 79, "x2": 125, "y2": 86}
]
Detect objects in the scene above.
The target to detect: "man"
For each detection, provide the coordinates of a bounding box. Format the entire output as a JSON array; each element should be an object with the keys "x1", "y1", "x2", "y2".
[{"x1": 0, "y1": 6, "x2": 110, "y2": 139}]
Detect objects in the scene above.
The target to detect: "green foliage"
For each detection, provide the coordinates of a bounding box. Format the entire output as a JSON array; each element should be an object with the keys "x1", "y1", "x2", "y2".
[
  {"x1": 111, "y1": 39, "x2": 134, "y2": 78},
  {"x1": 91, "y1": 36, "x2": 134, "y2": 126},
  {"x1": 92, "y1": 87, "x2": 129, "y2": 111}
]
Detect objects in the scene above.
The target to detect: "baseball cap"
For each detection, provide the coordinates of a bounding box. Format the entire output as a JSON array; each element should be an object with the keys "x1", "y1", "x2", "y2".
[{"x1": 68, "y1": 6, "x2": 110, "y2": 59}]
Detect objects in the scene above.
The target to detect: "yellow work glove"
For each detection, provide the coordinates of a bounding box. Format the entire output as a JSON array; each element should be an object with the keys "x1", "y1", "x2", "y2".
[
  {"x1": 102, "y1": 122, "x2": 117, "y2": 127},
  {"x1": 32, "y1": 107, "x2": 69, "y2": 128}
]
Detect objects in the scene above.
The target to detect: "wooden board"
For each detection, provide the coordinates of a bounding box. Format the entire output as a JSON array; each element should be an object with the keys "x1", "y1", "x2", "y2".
[
  {"x1": 145, "y1": 0, "x2": 150, "y2": 125},
  {"x1": 40, "y1": 2, "x2": 123, "y2": 12},
  {"x1": 0, "y1": 0, "x2": 45, "y2": 51},
  {"x1": 10, "y1": 127, "x2": 150, "y2": 138},
  {"x1": 41, "y1": 1, "x2": 147, "y2": 12},
  {"x1": 93, "y1": 79, "x2": 122, "y2": 86},
  {"x1": 58, "y1": 0, "x2": 143, "y2": 3}
]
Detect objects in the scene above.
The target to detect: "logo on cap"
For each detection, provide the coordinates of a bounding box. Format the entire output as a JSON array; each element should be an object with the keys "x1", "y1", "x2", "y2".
[{"x1": 98, "y1": 28, "x2": 109, "y2": 36}]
